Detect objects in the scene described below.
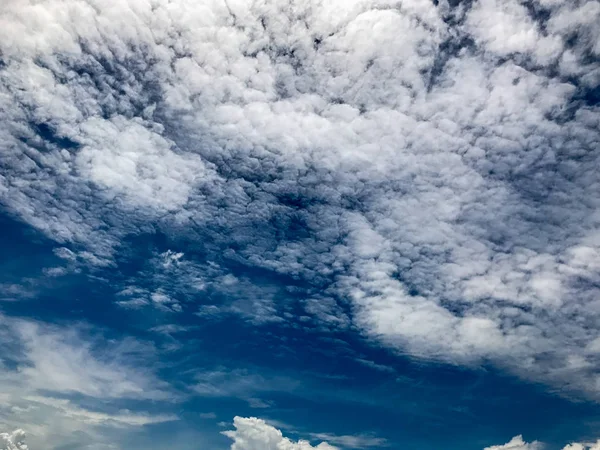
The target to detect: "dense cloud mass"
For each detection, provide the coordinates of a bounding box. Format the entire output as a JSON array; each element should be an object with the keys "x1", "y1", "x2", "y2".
[
  {"x1": 1, "y1": 0, "x2": 600, "y2": 410},
  {"x1": 0, "y1": 430, "x2": 27, "y2": 450}
]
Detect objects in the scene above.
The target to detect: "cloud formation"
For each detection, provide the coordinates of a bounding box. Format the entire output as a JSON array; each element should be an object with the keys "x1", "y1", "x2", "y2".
[
  {"x1": 0, "y1": 430, "x2": 27, "y2": 450},
  {"x1": 483, "y1": 436, "x2": 542, "y2": 450},
  {"x1": 2, "y1": 423, "x2": 600, "y2": 450},
  {"x1": 484, "y1": 436, "x2": 600, "y2": 450},
  {"x1": 308, "y1": 432, "x2": 387, "y2": 449},
  {"x1": 0, "y1": 315, "x2": 171, "y2": 400},
  {"x1": 223, "y1": 417, "x2": 338, "y2": 450},
  {"x1": 224, "y1": 422, "x2": 600, "y2": 450},
  {"x1": 1, "y1": 0, "x2": 600, "y2": 403},
  {"x1": 0, "y1": 315, "x2": 177, "y2": 449}
]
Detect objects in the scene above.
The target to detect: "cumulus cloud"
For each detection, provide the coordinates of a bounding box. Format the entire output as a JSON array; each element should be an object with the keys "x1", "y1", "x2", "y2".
[
  {"x1": 563, "y1": 442, "x2": 600, "y2": 450},
  {"x1": 1, "y1": 424, "x2": 599, "y2": 450},
  {"x1": 484, "y1": 436, "x2": 600, "y2": 450},
  {"x1": 224, "y1": 423, "x2": 600, "y2": 450},
  {"x1": 483, "y1": 436, "x2": 542, "y2": 450},
  {"x1": 1, "y1": 0, "x2": 600, "y2": 403},
  {"x1": 0, "y1": 430, "x2": 27, "y2": 450},
  {"x1": 223, "y1": 417, "x2": 338, "y2": 450}
]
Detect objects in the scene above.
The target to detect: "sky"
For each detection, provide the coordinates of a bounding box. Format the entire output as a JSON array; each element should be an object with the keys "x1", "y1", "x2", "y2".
[{"x1": 0, "y1": 0, "x2": 600, "y2": 449}]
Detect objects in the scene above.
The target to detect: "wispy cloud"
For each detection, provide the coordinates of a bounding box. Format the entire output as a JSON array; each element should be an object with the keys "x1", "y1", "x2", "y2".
[
  {"x1": 0, "y1": 314, "x2": 180, "y2": 449},
  {"x1": 24, "y1": 396, "x2": 178, "y2": 427},
  {"x1": 309, "y1": 432, "x2": 388, "y2": 449},
  {"x1": 191, "y1": 368, "x2": 299, "y2": 409},
  {"x1": 1, "y1": 315, "x2": 172, "y2": 400}
]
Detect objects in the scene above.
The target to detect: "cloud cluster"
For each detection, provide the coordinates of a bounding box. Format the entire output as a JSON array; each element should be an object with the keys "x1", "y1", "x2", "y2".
[
  {"x1": 2, "y1": 422, "x2": 600, "y2": 450},
  {"x1": 484, "y1": 436, "x2": 600, "y2": 450},
  {"x1": 224, "y1": 421, "x2": 600, "y2": 450},
  {"x1": 1, "y1": 0, "x2": 600, "y2": 402},
  {"x1": 223, "y1": 417, "x2": 338, "y2": 450},
  {"x1": 0, "y1": 430, "x2": 27, "y2": 450}
]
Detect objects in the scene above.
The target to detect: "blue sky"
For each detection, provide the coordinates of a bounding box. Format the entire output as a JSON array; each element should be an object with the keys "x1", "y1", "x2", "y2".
[{"x1": 1, "y1": 1, "x2": 600, "y2": 449}]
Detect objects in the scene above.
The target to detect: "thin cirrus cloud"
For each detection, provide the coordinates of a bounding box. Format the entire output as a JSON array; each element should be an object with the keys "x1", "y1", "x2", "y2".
[
  {"x1": 0, "y1": 0, "x2": 599, "y2": 448},
  {"x1": 0, "y1": 314, "x2": 178, "y2": 449},
  {"x1": 0, "y1": 315, "x2": 173, "y2": 401}
]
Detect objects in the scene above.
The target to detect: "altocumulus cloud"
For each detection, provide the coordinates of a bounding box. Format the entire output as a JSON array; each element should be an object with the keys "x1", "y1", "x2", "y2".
[{"x1": 1, "y1": 0, "x2": 600, "y2": 426}]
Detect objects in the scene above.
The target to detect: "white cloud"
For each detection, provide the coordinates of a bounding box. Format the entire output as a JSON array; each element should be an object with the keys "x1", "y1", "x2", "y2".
[
  {"x1": 484, "y1": 436, "x2": 542, "y2": 450},
  {"x1": 191, "y1": 368, "x2": 299, "y2": 408},
  {"x1": 0, "y1": 430, "x2": 27, "y2": 450},
  {"x1": 484, "y1": 436, "x2": 600, "y2": 450},
  {"x1": 465, "y1": 0, "x2": 563, "y2": 64},
  {"x1": 0, "y1": 0, "x2": 600, "y2": 402},
  {"x1": 308, "y1": 433, "x2": 387, "y2": 449},
  {"x1": 0, "y1": 315, "x2": 178, "y2": 449},
  {"x1": 75, "y1": 116, "x2": 211, "y2": 212},
  {"x1": 2, "y1": 425, "x2": 599, "y2": 450},
  {"x1": 23, "y1": 396, "x2": 177, "y2": 427},
  {"x1": 563, "y1": 442, "x2": 600, "y2": 450},
  {"x1": 2, "y1": 316, "x2": 171, "y2": 400},
  {"x1": 353, "y1": 358, "x2": 395, "y2": 374},
  {"x1": 224, "y1": 423, "x2": 600, "y2": 450},
  {"x1": 223, "y1": 417, "x2": 338, "y2": 450}
]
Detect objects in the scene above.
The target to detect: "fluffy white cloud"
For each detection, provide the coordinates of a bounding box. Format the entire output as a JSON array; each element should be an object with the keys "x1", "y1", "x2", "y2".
[
  {"x1": 485, "y1": 436, "x2": 600, "y2": 450},
  {"x1": 563, "y1": 442, "x2": 600, "y2": 450},
  {"x1": 1, "y1": 0, "x2": 600, "y2": 402},
  {"x1": 483, "y1": 436, "x2": 542, "y2": 450},
  {"x1": 223, "y1": 417, "x2": 338, "y2": 450},
  {"x1": 0, "y1": 430, "x2": 27, "y2": 450},
  {"x1": 224, "y1": 423, "x2": 600, "y2": 450}
]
